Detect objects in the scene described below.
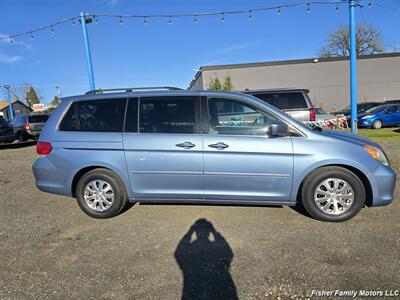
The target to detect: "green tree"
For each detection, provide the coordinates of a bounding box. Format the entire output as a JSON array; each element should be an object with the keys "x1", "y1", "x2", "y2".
[
  {"x1": 207, "y1": 75, "x2": 222, "y2": 91},
  {"x1": 222, "y1": 74, "x2": 234, "y2": 91},
  {"x1": 319, "y1": 24, "x2": 384, "y2": 57},
  {"x1": 207, "y1": 73, "x2": 234, "y2": 91},
  {"x1": 51, "y1": 96, "x2": 61, "y2": 106},
  {"x1": 25, "y1": 86, "x2": 41, "y2": 107}
]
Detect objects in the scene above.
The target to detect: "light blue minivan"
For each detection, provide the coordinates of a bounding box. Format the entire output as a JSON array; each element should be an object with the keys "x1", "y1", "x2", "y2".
[{"x1": 32, "y1": 88, "x2": 396, "y2": 222}]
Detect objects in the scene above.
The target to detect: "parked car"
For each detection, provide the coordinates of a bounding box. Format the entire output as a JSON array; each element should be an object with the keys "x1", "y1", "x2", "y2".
[
  {"x1": 12, "y1": 113, "x2": 49, "y2": 141},
  {"x1": 332, "y1": 102, "x2": 384, "y2": 126},
  {"x1": 357, "y1": 104, "x2": 400, "y2": 129},
  {"x1": 33, "y1": 87, "x2": 396, "y2": 222},
  {"x1": 0, "y1": 116, "x2": 15, "y2": 144},
  {"x1": 244, "y1": 89, "x2": 316, "y2": 122}
]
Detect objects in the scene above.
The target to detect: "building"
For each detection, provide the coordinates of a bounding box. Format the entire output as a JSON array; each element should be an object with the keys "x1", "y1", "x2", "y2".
[
  {"x1": 188, "y1": 52, "x2": 400, "y2": 111},
  {"x1": 0, "y1": 99, "x2": 32, "y2": 121}
]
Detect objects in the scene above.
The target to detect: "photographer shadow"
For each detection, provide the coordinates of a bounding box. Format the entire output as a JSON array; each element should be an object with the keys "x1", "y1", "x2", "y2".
[{"x1": 174, "y1": 218, "x2": 238, "y2": 300}]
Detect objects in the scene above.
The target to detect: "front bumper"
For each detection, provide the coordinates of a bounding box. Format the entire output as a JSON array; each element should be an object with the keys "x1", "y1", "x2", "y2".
[
  {"x1": 357, "y1": 119, "x2": 373, "y2": 128},
  {"x1": 370, "y1": 164, "x2": 397, "y2": 207}
]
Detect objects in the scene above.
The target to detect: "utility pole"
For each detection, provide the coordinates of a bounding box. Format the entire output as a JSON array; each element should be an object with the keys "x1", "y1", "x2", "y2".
[
  {"x1": 2, "y1": 85, "x2": 14, "y2": 121},
  {"x1": 80, "y1": 12, "x2": 96, "y2": 91},
  {"x1": 349, "y1": 0, "x2": 358, "y2": 133}
]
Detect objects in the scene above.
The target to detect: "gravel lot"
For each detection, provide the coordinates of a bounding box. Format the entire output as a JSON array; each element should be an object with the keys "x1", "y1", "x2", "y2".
[{"x1": 1, "y1": 143, "x2": 399, "y2": 299}]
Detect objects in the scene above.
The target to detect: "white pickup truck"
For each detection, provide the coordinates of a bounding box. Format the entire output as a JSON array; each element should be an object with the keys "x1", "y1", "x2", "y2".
[{"x1": 244, "y1": 88, "x2": 316, "y2": 122}]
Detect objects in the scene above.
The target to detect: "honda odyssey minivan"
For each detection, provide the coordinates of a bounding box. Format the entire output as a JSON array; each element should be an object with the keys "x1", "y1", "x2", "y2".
[{"x1": 32, "y1": 87, "x2": 396, "y2": 222}]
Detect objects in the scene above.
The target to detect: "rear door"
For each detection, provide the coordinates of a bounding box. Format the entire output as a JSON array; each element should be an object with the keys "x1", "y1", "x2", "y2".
[
  {"x1": 203, "y1": 97, "x2": 294, "y2": 202},
  {"x1": 123, "y1": 96, "x2": 203, "y2": 199}
]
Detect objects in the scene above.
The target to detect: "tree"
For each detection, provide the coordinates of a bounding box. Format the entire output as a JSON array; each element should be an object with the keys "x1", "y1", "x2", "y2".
[
  {"x1": 25, "y1": 86, "x2": 41, "y2": 107},
  {"x1": 319, "y1": 24, "x2": 384, "y2": 57},
  {"x1": 207, "y1": 75, "x2": 222, "y2": 91},
  {"x1": 51, "y1": 95, "x2": 61, "y2": 107},
  {"x1": 207, "y1": 73, "x2": 234, "y2": 91},
  {"x1": 222, "y1": 74, "x2": 234, "y2": 91}
]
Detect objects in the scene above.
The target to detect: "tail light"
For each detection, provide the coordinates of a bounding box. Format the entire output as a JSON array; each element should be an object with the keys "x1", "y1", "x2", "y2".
[
  {"x1": 309, "y1": 108, "x2": 316, "y2": 122},
  {"x1": 23, "y1": 123, "x2": 31, "y2": 130},
  {"x1": 37, "y1": 142, "x2": 52, "y2": 155}
]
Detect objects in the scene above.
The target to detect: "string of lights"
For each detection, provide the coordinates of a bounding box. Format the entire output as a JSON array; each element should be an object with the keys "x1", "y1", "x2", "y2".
[{"x1": 0, "y1": 0, "x2": 397, "y2": 44}]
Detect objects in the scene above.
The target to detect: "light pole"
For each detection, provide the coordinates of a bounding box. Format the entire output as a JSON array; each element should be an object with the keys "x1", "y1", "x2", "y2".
[
  {"x1": 349, "y1": 0, "x2": 358, "y2": 133},
  {"x1": 2, "y1": 85, "x2": 14, "y2": 121},
  {"x1": 55, "y1": 86, "x2": 62, "y2": 98},
  {"x1": 80, "y1": 12, "x2": 96, "y2": 91}
]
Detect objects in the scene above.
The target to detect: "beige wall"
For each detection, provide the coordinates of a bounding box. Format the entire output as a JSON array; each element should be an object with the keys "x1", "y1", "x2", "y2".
[{"x1": 193, "y1": 55, "x2": 400, "y2": 111}]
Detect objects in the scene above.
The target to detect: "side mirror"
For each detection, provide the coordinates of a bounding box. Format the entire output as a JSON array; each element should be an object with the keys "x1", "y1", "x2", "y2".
[{"x1": 269, "y1": 121, "x2": 289, "y2": 137}]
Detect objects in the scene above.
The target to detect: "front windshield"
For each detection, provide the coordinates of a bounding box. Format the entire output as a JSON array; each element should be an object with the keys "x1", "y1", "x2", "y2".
[{"x1": 365, "y1": 106, "x2": 386, "y2": 114}]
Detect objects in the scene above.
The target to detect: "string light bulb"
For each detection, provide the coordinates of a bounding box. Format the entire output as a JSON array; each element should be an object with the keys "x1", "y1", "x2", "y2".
[
  {"x1": 72, "y1": 19, "x2": 76, "y2": 26},
  {"x1": 221, "y1": 12, "x2": 225, "y2": 23},
  {"x1": 248, "y1": 10, "x2": 252, "y2": 21},
  {"x1": 94, "y1": 15, "x2": 99, "y2": 24},
  {"x1": 119, "y1": 17, "x2": 123, "y2": 24},
  {"x1": 9, "y1": 36, "x2": 13, "y2": 44},
  {"x1": 336, "y1": 4, "x2": 339, "y2": 12},
  {"x1": 50, "y1": 25, "x2": 54, "y2": 33},
  {"x1": 168, "y1": 16, "x2": 172, "y2": 25},
  {"x1": 194, "y1": 14, "x2": 198, "y2": 24},
  {"x1": 307, "y1": 2, "x2": 311, "y2": 13},
  {"x1": 368, "y1": 2, "x2": 372, "y2": 8},
  {"x1": 144, "y1": 17, "x2": 148, "y2": 26},
  {"x1": 30, "y1": 32, "x2": 34, "y2": 40},
  {"x1": 278, "y1": 7, "x2": 281, "y2": 15}
]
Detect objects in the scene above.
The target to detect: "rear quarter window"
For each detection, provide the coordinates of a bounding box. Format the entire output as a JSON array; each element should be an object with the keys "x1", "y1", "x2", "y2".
[
  {"x1": 59, "y1": 99, "x2": 127, "y2": 132},
  {"x1": 29, "y1": 115, "x2": 49, "y2": 123},
  {"x1": 251, "y1": 92, "x2": 308, "y2": 110}
]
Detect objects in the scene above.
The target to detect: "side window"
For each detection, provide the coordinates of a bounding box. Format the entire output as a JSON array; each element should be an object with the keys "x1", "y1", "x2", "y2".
[
  {"x1": 59, "y1": 99, "x2": 126, "y2": 132},
  {"x1": 139, "y1": 97, "x2": 196, "y2": 134},
  {"x1": 125, "y1": 98, "x2": 139, "y2": 132},
  {"x1": 207, "y1": 98, "x2": 278, "y2": 136},
  {"x1": 385, "y1": 106, "x2": 398, "y2": 114}
]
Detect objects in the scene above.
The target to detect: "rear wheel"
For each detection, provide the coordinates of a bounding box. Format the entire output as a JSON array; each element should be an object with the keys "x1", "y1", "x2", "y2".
[
  {"x1": 372, "y1": 119, "x2": 383, "y2": 129},
  {"x1": 301, "y1": 166, "x2": 365, "y2": 222},
  {"x1": 76, "y1": 168, "x2": 128, "y2": 219}
]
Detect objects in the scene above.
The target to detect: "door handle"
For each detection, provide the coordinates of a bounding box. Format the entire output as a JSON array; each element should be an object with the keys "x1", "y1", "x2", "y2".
[
  {"x1": 208, "y1": 142, "x2": 229, "y2": 150},
  {"x1": 176, "y1": 141, "x2": 196, "y2": 149}
]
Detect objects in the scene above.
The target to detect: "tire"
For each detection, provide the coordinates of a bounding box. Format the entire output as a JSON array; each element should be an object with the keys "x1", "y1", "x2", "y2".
[
  {"x1": 76, "y1": 168, "x2": 128, "y2": 219},
  {"x1": 301, "y1": 166, "x2": 365, "y2": 222},
  {"x1": 18, "y1": 132, "x2": 26, "y2": 142},
  {"x1": 372, "y1": 119, "x2": 383, "y2": 129}
]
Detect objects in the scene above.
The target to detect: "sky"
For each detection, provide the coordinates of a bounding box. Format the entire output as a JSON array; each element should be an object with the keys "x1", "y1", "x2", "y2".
[{"x1": 0, "y1": 0, "x2": 399, "y2": 103}]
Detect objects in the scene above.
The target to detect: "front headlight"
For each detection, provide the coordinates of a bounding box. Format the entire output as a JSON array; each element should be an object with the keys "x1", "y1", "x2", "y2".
[
  {"x1": 362, "y1": 115, "x2": 374, "y2": 119},
  {"x1": 364, "y1": 145, "x2": 389, "y2": 166}
]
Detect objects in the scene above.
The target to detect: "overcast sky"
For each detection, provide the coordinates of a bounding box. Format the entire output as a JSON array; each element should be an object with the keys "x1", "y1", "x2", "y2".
[{"x1": 0, "y1": 0, "x2": 399, "y2": 103}]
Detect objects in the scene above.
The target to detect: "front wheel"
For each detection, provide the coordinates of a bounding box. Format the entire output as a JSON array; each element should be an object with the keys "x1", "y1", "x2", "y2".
[
  {"x1": 301, "y1": 166, "x2": 365, "y2": 222},
  {"x1": 372, "y1": 119, "x2": 383, "y2": 129},
  {"x1": 76, "y1": 168, "x2": 128, "y2": 219}
]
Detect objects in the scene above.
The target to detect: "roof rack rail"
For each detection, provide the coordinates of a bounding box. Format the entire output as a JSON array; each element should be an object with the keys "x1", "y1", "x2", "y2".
[{"x1": 85, "y1": 86, "x2": 183, "y2": 95}]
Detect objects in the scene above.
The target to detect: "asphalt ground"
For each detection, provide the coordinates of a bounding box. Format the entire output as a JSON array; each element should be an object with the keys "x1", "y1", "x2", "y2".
[{"x1": 1, "y1": 143, "x2": 399, "y2": 299}]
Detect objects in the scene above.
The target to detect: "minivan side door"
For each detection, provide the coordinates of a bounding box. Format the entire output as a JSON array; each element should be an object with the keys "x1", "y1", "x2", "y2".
[
  {"x1": 202, "y1": 97, "x2": 294, "y2": 202},
  {"x1": 123, "y1": 96, "x2": 203, "y2": 199}
]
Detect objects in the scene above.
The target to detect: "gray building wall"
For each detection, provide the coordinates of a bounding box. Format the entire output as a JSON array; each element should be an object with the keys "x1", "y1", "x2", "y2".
[{"x1": 189, "y1": 53, "x2": 400, "y2": 111}]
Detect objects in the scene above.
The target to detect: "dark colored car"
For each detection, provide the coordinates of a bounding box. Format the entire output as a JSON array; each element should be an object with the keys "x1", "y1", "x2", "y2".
[
  {"x1": 244, "y1": 89, "x2": 316, "y2": 122},
  {"x1": 0, "y1": 117, "x2": 15, "y2": 143},
  {"x1": 12, "y1": 113, "x2": 49, "y2": 141},
  {"x1": 332, "y1": 102, "x2": 384, "y2": 117}
]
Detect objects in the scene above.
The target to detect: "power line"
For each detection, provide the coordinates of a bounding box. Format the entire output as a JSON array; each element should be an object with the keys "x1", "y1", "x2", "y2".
[{"x1": 0, "y1": 1, "x2": 350, "y2": 43}]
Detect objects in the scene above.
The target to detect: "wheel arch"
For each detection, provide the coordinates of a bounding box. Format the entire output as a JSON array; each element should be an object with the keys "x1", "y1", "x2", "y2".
[
  {"x1": 71, "y1": 165, "x2": 129, "y2": 198},
  {"x1": 296, "y1": 164, "x2": 373, "y2": 207}
]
